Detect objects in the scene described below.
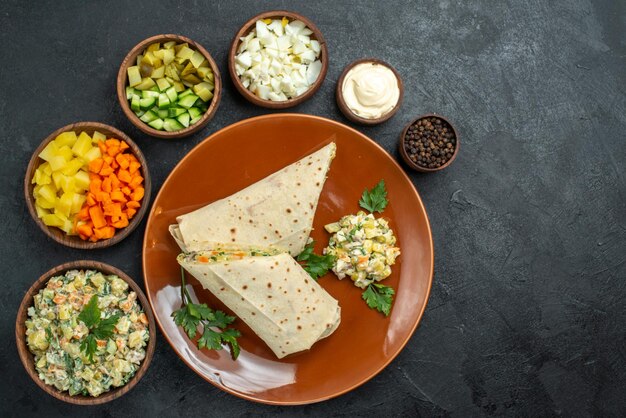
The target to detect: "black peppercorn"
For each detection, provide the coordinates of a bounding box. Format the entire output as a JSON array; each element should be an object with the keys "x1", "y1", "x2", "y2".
[{"x1": 403, "y1": 115, "x2": 457, "y2": 170}]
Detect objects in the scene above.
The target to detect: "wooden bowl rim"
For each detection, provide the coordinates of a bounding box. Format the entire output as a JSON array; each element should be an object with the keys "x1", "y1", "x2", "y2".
[
  {"x1": 228, "y1": 10, "x2": 329, "y2": 109},
  {"x1": 336, "y1": 57, "x2": 404, "y2": 125},
  {"x1": 398, "y1": 113, "x2": 460, "y2": 173},
  {"x1": 117, "y1": 34, "x2": 222, "y2": 139},
  {"x1": 15, "y1": 260, "x2": 157, "y2": 405},
  {"x1": 24, "y1": 121, "x2": 151, "y2": 249}
]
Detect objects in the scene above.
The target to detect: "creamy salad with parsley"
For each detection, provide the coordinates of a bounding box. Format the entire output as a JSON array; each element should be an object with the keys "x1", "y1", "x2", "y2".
[
  {"x1": 324, "y1": 211, "x2": 401, "y2": 288},
  {"x1": 25, "y1": 269, "x2": 149, "y2": 397}
]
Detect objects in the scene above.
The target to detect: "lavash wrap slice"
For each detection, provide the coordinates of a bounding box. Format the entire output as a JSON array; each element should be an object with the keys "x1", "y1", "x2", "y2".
[
  {"x1": 170, "y1": 142, "x2": 336, "y2": 256},
  {"x1": 177, "y1": 248, "x2": 341, "y2": 359}
]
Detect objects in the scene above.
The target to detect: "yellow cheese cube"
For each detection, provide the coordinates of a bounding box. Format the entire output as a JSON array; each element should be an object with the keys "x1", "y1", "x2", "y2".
[
  {"x1": 61, "y1": 158, "x2": 83, "y2": 176},
  {"x1": 62, "y1": 219, "x2": 75, "y2": 235},
  {"x1": 40, "y1": 162, "x2": 52, "y2": 175},
  {"x1": 71, "y1": 193, "x2": 86, "y2": 214},
  {"x1": 54, "y1": 131, "x2": 78, "y2": 147},
  {"x1": 55, "y1": 193, "x2": 73, "y2": 218},
  {"x1": 35, "y1": 197, "x2": 55, "y2": 210},
  {"x1": 83, "y1": 146, "x2": 102, "y2": 163},
  {"x1": 48, "y1": 156, "x2": 67, "y2": 172},
  {"x1": 38, "y1": 141, "x2": 59, "y2": 162},
  {"x1": 74, "y1": 170, "x2": 90, "y2": 191},
  {"x1": 51, "y1": 171, "x2": 64, "y2": 189},
  {"x1": 35, "y1": 205, "x2": 49, "y2": 218},
  {"x1": 72, "y1": 132, "x2": 93, "y2": 157},
  {"x1": 38, "y1": 171, "x2": 52, "y2": 186},
  {"x1": 57, "y1": 145, "x2": 73, "y2": 161},
  {"x1": 42, "y1": 213, "x2": 64, "y2": 228},
  {"x1": 60, "y1": 176, "x2": 76, "y2": 194}
]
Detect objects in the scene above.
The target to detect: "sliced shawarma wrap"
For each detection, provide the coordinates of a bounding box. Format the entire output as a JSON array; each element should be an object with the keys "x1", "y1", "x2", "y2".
[
  {"x1": 177, "y1": 247, "x2": 341, "y2": 359},
  {"x1": 169, "y1": 142, "x2": 336, "y2": 256}
]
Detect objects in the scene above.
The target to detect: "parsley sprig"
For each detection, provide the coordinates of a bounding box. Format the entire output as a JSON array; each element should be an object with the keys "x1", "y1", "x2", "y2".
[
  {"x1": 297, "y1": 241, "x2": 336, "y2": 280},
  {"x1": 362, "y1": 283, "x2": 395, "y2": 316},
  {"x1": 359, "y1": 179, "x2": 388, "y2": 213},
  {"x1": 171, "y1": 268, "x2": 241, "y2": 360},
  {"x1": 78, "y1": 295, "x2": 120, "y2": 362},
  {"x1": 357, "y1": 180, "x2": 396, "y2": 316}
]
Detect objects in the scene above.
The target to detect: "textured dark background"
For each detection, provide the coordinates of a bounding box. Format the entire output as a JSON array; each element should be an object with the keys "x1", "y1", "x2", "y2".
[{"x1": 1, "y1": 0, "x2": 624, "y2": 416}]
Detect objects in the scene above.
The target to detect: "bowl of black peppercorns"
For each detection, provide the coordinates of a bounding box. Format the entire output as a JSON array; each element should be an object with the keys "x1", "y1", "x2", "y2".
[{"x1": 398, "y1": 114, "x2": 459, "y2": 172}]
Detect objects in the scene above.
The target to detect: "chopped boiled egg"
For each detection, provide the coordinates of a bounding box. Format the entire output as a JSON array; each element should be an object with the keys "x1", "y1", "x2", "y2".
[{"x1": 235, "y1": 18, "x2": 323, "y2": 101}]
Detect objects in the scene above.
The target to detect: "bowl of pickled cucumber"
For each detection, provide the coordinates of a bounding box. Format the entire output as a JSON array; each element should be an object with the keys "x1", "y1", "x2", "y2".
[
  {"x1": 15, "y1": 260, "x2": 156, "y2": 405},
  {"x1": 117, "y1": 34, "x2": 222, "y2": 138}
]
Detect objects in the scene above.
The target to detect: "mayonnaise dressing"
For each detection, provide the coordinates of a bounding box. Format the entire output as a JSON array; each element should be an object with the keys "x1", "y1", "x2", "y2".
[{"x1": 341, "y1": 62, "x2": 400, "y2": 119}]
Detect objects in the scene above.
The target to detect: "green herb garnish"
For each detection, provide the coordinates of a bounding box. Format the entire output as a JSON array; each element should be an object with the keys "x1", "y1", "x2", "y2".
[
  {"x1": 359, "y1": 179, "x2": 388, "y2": 213},
  {"x1": 77, "y1": 295, "x2": 120, "y2": 362},
  {"x1": 297, "y1": 241, "x2": 336, "y2": 280},
  {"x1": 171, "y1": 268, "x2": 241, "y2": 360},
  {"x1": 362, "y1": 283, "x2": 395, "y2": 316}
]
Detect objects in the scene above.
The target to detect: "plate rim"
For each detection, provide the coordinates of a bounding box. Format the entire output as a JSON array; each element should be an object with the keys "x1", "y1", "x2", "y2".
[{"x1": 142, "y1": 113, "x2": 434, "y2": 405}]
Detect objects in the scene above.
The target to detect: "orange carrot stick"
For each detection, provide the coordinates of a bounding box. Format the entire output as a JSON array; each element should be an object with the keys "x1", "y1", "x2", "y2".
[{"x1": 89, "y1": 206, "x2": 107, "y2": 229}]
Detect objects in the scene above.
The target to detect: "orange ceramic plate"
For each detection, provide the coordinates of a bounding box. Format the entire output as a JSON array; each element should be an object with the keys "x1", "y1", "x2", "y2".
[{"x1": 142, "y1": 114, "x2": 433, "y2": 404}]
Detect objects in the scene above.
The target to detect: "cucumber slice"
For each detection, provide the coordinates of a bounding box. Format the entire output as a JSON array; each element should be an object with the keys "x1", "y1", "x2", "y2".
[
  {"x1": 190, "y1": 116, "x2": 203, "y2": 125},
  {"x1": 194, "y1": 97, "x2": 206, "y2": 107},
  {"x1": 140, "y1": 110, "x2": 158, "y2": 123},
  {"x1": 148, "y1": 118, "x2": 164, "y2": 130},
  {"x1": 126, "y1": 86, "x2": 138, "y2": 100},
  {"x1": 141, "y1": 90, "x2": 160, "y2": 99},
  {"x1": 139, "y1": 97, "x2": 156, "y2": 110},
  {"x1": 163, "y1": 118, "x2": 184, "y2": 132},
  {"x1": 168, "y1": 107, "x2": 186, "y2": 118},
  {"x1": 177, "y1": 113, "x2": 190, "y2": 128},
  {"x1": 178, "y1": 94, "x2": 199, "y2": 109},
  {"x1": 165, "y1": 87, "x2": 178, "y2": 103},
  {"x1": 134, "y1": 110, "x2": 146, "y2": 117},
  {"x1": 158, "y1": 93, "x2": 171, "y2": 109},
  {"x1": 188, "y1": 107, "x2": 202, "y2": 119},
  {"x1": 178, "y1": 88, "x2": 193, "y2": 99},
  {"x1": 157, "y1": 109, "x2": 169, "y2": 119},
  {"x1": 131, "y1": 96, "x2": 141, "y2": 112}
]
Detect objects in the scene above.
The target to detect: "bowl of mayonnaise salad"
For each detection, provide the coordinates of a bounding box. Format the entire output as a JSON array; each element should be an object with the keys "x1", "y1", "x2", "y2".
[{"x1": 16, "y1": 260, "x2": 156, "y2": 405}]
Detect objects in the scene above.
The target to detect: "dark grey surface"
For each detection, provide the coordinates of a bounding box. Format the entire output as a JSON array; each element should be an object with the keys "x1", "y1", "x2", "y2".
[{"x1": 1, "y1": 0, "x2": 624, "y2": 416}]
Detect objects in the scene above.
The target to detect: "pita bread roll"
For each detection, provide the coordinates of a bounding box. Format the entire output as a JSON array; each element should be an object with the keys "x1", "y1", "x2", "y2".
[
  {"x1": 178, "y1": 249, "x2": 341, "y2": 358},
  {"x1": 170, "y1": 142, "x2": 336, "y2": 255}
]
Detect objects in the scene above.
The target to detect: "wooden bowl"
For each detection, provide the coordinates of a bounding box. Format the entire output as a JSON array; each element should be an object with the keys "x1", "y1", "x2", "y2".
[
  {"x1": 398, "y1": 113, "x2": 460, "y2": 172},
  {"x1": 117, "y1": 34, "x2": 222, "y2": 138},
  {"x1": 228, "y1": 10, "x2": 328, "y2": 109},
  {"x1": 336, "y1": 58, "x2": 403, "y2": 125},
  {"x1": 24, "y1": 122, "x2": 151, "y2": 249},
  {"x1": 15, "y1": 260, "x2": 157, "y2": 405}
]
